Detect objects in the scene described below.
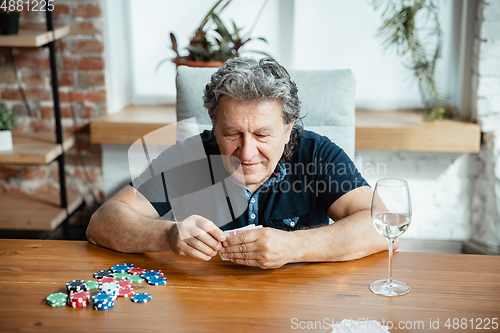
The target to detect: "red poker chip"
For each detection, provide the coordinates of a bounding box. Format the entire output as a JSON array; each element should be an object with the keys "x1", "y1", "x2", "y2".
[
  {"x1": 98, "y1": 276, "x2": 118, "y2": 284},
  {"x1": 118, "y1": 287, "x2": 135, "y2": 297},
  {"x1": 69, "y1": 299, "x2": 89, "y2": 308},
  {"x1": 69, "y1": 291, "x2": 90, "y2": 302},
  {"x1": 117, "y1": 280, "x2": 133, "y2": 289},
  {"x1": 127, "y1": 267, "x2": 147, "y2": 275}
]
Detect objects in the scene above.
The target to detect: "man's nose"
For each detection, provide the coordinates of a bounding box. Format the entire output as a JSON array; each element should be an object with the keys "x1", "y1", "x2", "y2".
[{"x1": 238, "y1": 137, "x2": 259, "y2": 162}]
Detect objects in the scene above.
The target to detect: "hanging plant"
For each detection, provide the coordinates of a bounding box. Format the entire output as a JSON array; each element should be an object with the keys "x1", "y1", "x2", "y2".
[{"x1": 372, "y1": 0, "x2": 452, "y2": 121}]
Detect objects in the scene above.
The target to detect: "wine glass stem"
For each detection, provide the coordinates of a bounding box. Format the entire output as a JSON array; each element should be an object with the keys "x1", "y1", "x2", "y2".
[{"x1": 387, "y1": 238, "x2": 394, "y2": 287}]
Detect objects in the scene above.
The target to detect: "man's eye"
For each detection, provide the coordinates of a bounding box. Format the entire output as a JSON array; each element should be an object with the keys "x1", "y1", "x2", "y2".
[{"x1": 225, "y1": 133, "x2": 240, "y2": 140}]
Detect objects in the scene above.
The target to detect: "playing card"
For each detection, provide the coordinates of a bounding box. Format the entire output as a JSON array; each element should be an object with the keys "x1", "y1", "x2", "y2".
[{"x1": 220, "y1": 225, "x2": 263, "y2": 261}]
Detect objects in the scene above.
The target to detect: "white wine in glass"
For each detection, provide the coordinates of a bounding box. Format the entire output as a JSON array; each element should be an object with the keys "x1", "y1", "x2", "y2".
[{"x1": 370, "y1": 178, "x2": 412, "y2": 297}]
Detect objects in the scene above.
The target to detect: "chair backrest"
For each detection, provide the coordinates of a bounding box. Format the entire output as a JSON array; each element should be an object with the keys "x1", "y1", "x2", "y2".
[{"x1": 175, "y1": 66, "x2": 356, "y2": 158}]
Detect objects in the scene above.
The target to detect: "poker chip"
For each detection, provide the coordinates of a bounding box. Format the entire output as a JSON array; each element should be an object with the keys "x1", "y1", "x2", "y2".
[
  {"x1": 112, "y1": 272, "x2": 131, "y2": 280},
  {"x1": 111, "y1": 263, "x2": 134, "y2": 273},
  {"x1": 147, "y1": 276, "x2": 167, "y2": 286},
  {"x1": 127, "y1": 267, "x2": 147, "y2": 275},
  {"x1": 92, "y1": 292, "x2": 113, "y2": 304},
  {"x1": 47, "y1": 263, "x2": 164, "y2": 311},
  {"x1": 98, "y1": 276, "x2": 118, "y2": 284},
  {"x1": 118, "y1": 287, "x2": 135, "y2": 297},
  {"x1": 86, "y1": 280, "x2": 99, "y2": 290},
  {"x1": 69, "y1": 291, "x2": 90, "y2": 302},
  {"x1": 92, "y1": 292, "x2": 114, "y2": 311},
  {"x1": 130, "y1": 293, "x2": 151, "y2": 303},
  {"x1": 126, "y1": 275, "x2": 145, "y2": 283},
  {"x1": 66, "y1": 280, "x2": 88, "y2": 294},
  {"x1": 153, "y1": 269, "x2": 164, "y2": 277},
  {"x1": 93, "y1": 302, "x2": 114, "y2": 311},
  {"x1": 117, "y1": 280, "x2": 133, "y2": 289},
  {"x1": 98, "y1": 282, "x2": 120, "y2": 300},
  {"x1": 93, "y1": 270, "x2": 113, "y2": 279},
  {"x1": 141, "y1": 270, "x2": 161, "y2": 280},
  {"x1": 68, "y1": 291, "x2": 90, "y2": 308},
  {"x1": 46, "y1": 293, "x2": 68, "y2": 307}
]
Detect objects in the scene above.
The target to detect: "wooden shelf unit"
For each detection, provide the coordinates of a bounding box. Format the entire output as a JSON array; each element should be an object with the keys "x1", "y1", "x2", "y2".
[
  {"x1": 0, "y1": 188, "x2": 82, "y2": 230},
  {"x1": 0, "y1": 14, "x2": 79, "y2": 232},
  {"x1": 91, "y1": 106, "x2": 481, "y2": 153},
  {"x1": 0, "y1": 24, "x2": 70, "y2": 47},
  {"x1": 0, "y1": 133, "x2": 75, "y2": 164}
]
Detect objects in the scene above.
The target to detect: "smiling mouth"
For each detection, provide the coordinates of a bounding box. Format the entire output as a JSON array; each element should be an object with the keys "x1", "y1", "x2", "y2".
[{"x1": 232, "y1": 159, "x2": 260, "y2": 169}]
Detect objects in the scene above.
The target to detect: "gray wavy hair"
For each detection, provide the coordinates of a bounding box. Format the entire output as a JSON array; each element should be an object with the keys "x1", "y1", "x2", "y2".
[{"x1": 203, "y1": 57, "x2": 302, "y2": 161}]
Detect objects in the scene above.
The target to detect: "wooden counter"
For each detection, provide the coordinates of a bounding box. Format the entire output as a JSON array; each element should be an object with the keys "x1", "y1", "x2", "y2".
[{"x1": 0, "y1": 239, "x2": 499, "y2": 332}]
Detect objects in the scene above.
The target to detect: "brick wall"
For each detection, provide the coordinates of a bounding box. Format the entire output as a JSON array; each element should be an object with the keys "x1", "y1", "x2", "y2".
[
  {"x1": 468, "y1": 0, "x2": 500, "y2": 253},
  {"x1": 0, "y1": 0, "x2": 105, "y2": 205}
]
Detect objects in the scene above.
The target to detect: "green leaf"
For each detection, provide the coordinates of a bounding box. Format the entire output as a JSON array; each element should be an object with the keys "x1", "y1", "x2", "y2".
[
  {"x1": 0, "y1": 104, "x2": 17, "y2": 131},
  {"x1": 186, "y1": 45, "x2": 212, "y2": 59},
  {"x1": 213, "y1": 14, "x2": 232, "y2": 42},
  {"x1": 154, "y1": 57, "x2": 173, "y2": 74},
  {"x1": 232, "y1": 20, "x2": 240, "y2": 40},
  {"x1": 169, "y1": 33, "x2": 179, "y2": 57}
]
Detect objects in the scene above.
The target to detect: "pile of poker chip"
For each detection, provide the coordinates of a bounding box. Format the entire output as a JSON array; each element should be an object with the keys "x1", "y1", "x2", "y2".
[{"x1": 45, "y1": 263, "x2": 167, "y2": 311}]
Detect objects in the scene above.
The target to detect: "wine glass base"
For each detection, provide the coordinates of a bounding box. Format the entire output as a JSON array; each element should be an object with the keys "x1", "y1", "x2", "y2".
[{"x1": 369, "y1": 280, "x2": 410, "y2": 297}]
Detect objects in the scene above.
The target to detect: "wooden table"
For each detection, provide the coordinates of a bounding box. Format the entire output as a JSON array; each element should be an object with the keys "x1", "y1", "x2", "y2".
[{"x1": 0, "y1": 239, "x2": 498, "y2": 332}]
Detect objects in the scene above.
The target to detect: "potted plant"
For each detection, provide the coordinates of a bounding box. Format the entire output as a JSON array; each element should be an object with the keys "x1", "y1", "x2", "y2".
[
  {"x1": 0, "y1": 104, "x2": 17, "y2": 151},
  {"x1": 372, "y1": 0, "x2": 451, "y2": 121},
  {"x1": 0, "y1": 8, "x2": 20, "y2": 35},
  {"x1": 156, "y1": 0, "x2": 271, "y2": 71}
]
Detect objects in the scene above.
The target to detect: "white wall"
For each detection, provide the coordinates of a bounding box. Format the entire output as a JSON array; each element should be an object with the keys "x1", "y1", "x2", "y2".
[
  {"x1": 102, "y1": 0, "x2": 132, "y2": 114},
  {"x1": 292, "y1": 0, "x2": 463, "y2": 111},
  {"x1": 117, "y1": 0, "x2": 467, "y2": 112},
  {"x1": 356, "y1": 151, "x2": 480, "y2": 241}
]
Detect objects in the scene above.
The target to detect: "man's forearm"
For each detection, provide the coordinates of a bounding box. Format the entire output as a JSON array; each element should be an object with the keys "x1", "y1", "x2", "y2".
[
  {"x1": 291, "y1": 210, "x2": 391, "y2": 263},
  {"x1": 87, "y1": 200, "x2": 174, "y2": 253}
]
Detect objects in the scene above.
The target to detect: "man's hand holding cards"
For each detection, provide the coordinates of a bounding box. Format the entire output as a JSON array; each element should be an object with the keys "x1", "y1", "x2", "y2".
[
  {"x1": 219, "y1": 224, "x2": 263, "y2": 261},
  {"x1": 220, "y1": 225, "x2": 297, "y2": 269}
]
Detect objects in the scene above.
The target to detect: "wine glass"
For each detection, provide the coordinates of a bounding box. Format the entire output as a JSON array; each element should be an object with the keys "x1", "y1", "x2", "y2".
[{"x1": 369, "y1": 178, "x2": 412, "y2": 296}]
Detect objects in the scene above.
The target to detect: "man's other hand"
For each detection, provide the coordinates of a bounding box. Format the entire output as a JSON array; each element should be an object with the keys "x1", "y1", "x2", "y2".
[
  {"x1": 221, "y1": 228, "x2": 295, "y2": 269},
  {"x1": 167, "y1": 215, "x2": 226, "y2": 261}
]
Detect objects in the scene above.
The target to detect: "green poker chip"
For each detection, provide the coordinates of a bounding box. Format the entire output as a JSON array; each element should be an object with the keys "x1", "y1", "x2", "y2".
[
  {"x1": 113, "y1": 272, "x2": 131, "y2": 280},
  {"x1": 126, "y1": 274, "x2": 145, "y2": 283},
  {"x1": 46, "y1": 293, "x2": 68, "y2": 307},
  {"x1": 86, "y1": 280, "x2": 99, "y2": 290}
]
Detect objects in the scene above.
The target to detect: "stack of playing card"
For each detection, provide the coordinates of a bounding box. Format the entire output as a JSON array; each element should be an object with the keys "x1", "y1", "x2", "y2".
[{"x1": 220, "y1": 224, "x2": 263, "y2": 261}]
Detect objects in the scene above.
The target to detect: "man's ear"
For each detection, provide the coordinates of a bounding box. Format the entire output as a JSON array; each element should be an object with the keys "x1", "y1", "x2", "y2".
[{"x1": 283, "y1": 122, "x2": 294, "y2": 145}]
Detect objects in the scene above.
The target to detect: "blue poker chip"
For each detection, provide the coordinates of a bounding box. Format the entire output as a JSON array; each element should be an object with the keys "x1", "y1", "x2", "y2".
[
  {"x1": 92, "y1": 292, "x2": 113, "y2": 304},
  {"x1": 130, "y1": 293, "x2": 152, "y2": 303},
  {"x1": 93, "y1": 302, "x2": 115, "y2": 311},
  {"x1": 140, "y1": 270, "x2": 161, "y2": 280},
  {"x1": 147, "y1": 276, "x2": 167, "y2": 286},
  {"x1": 111, "y1": 263, "x2": 135, "y2": 273}
]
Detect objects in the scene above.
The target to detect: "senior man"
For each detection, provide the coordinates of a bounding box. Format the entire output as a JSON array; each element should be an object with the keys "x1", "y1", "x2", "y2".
[{"x1": 87, "y1": 57, "x2": 389, "y2": 269}]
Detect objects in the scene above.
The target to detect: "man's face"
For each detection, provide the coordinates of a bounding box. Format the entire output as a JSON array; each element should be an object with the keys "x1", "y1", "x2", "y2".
[{"x1": 214, "y1": 97, "x2": 293, "y2": 193}]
